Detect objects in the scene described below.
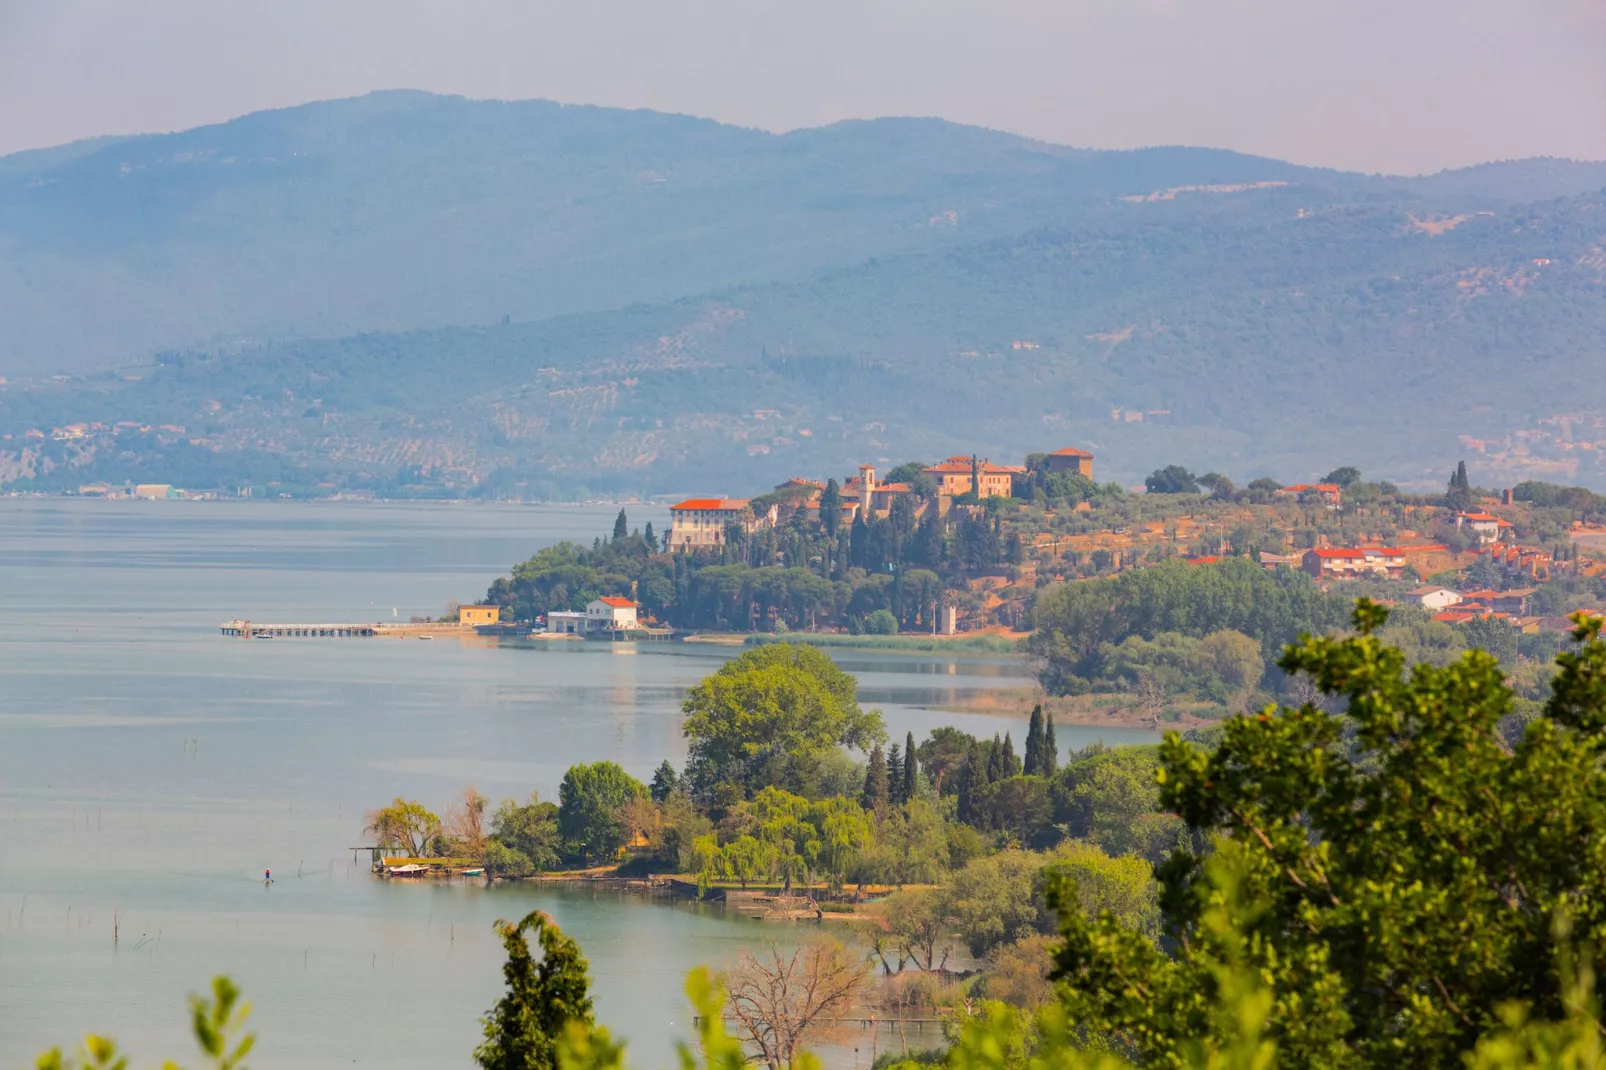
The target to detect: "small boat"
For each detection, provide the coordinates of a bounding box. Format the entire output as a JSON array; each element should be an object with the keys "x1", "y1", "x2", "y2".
[
  {"x1": 417, "y1": 635, "x2": 434, "y2": 641},
  {"x1": 460, "y1": 867, "x2": 485, "y2": 877},
  {"x1": 252, "y1": 631, "x2": 274, "y2": 639},
  {"x1": 385, "y1": 863, "x2": 429, "y2": 877}
]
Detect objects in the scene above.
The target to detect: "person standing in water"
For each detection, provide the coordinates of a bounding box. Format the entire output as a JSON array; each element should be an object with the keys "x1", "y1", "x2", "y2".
[{"x1": 264, "y1": 868, "x2": 271, "y2": 884}]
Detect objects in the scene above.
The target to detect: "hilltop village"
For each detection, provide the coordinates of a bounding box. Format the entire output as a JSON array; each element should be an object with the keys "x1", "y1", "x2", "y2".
[{"x1": 473, "y1": 450, "x2": 1606, "y2": 722}]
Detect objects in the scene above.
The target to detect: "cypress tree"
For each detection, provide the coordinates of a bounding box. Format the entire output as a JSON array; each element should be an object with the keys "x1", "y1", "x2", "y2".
[
  {"x1": 1024, "y1": 705, "x2": 1045, "y2": 776},
  {"x1": 987, "y1": 733, "x2": 1005, "y2": 782},
  {"x1": 887, "y1": 743, "x2": 904, "y2": 805},
  {"x1": 612, "y1": 509, "x2": 628, "y2": 541},
  {"x1": 862, "y1": 743, "x2": 890, "y2": 814},
  {"x1": 903, "y1": 731, "x2": 918, "y2": 800},
  {"x1": 821, "y1": 478, "x2": 841, "y2": 537},
  {"x1": 649, "y1": 760, "x2": 679, "y2": 803},
  {"x1": 1042, "y1": 712, "x2": 1058, "y2": 778},
  {"x1": 475, "y1": 910, "x2": 595, "y2": 1070},
  {"x1": 957, "y1": 740, "x2": 986, "y2": 824},
  {"x1": 1002, "y1": 731, "x2": 1020, "y2": 777},
  {"x1": 643, "y1": 521, "x2": 657, "y2": 552}
]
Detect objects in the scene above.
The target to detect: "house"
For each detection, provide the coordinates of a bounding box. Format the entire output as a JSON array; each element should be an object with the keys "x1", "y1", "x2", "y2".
[
  {"x1": 668, "y1": 498, "x2": 776, "y2": 550},
  {"x1": 1041, "y1": 447, "x2": 1095, "y2": 480},
  {"x1": 458, "y1": 605, "x2": 502, "y2": 627},
  {"x1": 134, "y1": 483, "x2": 178, "y2": 500},
  {"x1": 1433, "y1": 609, "x2": 1481, "y2": 624},
  {"x1": 586, "y1": 596, "x2": 639, "y2": 631},
  {"x1": 546, "y1": 611, "x2": 587, "y2": 635},
  {"x1": 923, "y1": 457, "x2": 1023, "y2": 499},
  {"x1": 1302, "y1": 546, "x2": 1406, "y2": 579},
  {"x1": 1279, "y1": 483, "x2": 1343, "y2": 508},
  {"x1": 1459, "y1": 588, "x2": 1534, "y2": 615},
  {"x1": 1456, "y1": 512, "x2": 1513, "y2": 544},
  {"x1": 1485, "y1": 543, "x2": 1552, "y2": 582},
  {"x1": 1406, "y1": 586, "x2": 1463, "y2": 611}
]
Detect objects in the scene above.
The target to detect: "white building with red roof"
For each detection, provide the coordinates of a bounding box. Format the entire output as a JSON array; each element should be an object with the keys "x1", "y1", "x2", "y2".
[
  {"x1": 1456, "y1": 512, "x2": 1513, "y2": 544},
  {"x1": 668, "y1": 498, "x2": 776, "y2": 550},
  {"x1": 1302, "y1": 546, "x2": 1407, "y2": 579},
  {"x1": 586, "y1": 596, "x2": 639, "y2": 631}
]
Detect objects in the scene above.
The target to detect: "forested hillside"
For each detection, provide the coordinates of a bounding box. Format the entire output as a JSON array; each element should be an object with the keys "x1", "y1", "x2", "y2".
[
  {"x1": 0, "y1": 90, "x2": 1398, "y2": 378},
  {"x1": 5, "y1": 90, "x2": 1606, "y2": 380},
  {"x1": 7, "y1": 174, "x2": 1605, "y2": 494}
]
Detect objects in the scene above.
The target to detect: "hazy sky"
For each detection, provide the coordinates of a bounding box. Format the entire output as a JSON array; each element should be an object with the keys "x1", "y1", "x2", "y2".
[{"x1": 1, "y1": 0, "x2": 1603, "y2": 173}]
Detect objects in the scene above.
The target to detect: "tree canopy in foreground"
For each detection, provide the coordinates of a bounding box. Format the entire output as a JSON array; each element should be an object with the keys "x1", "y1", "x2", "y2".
[{"x1": 1051, "y1": 603, "x2": 1606, "y2": 1070}]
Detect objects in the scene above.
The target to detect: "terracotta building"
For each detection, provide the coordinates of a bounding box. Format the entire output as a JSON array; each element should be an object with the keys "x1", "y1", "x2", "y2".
[{"x1": 1041, "y1": 447, "x2": 1095, "y2": 480}]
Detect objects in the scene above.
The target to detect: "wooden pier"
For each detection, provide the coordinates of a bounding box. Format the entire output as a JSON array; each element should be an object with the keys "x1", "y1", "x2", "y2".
[{"x1": 221, "y1": 620, "x2": 377, "y2": 638}]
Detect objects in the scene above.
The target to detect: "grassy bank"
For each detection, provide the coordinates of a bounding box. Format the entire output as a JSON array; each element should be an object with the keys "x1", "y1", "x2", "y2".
[{"x1": 743, "y1": 632, "x2": 1021, "y2": 655}]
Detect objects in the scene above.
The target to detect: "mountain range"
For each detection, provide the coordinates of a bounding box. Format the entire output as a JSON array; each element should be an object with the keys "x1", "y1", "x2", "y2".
[{"x1": 3, "y1": 90, "x2": 1605, "y2": 494}]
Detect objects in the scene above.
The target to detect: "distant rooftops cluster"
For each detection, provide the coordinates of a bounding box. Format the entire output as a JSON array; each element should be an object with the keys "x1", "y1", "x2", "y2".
[{"x1": 664, "y1": 447, "x2": 1095, "y2": 551}]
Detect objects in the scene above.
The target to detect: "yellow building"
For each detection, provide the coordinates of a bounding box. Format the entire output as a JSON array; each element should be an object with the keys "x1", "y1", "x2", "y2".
[
  {"x1": 922, "y1": 457, "x2": 1023, "y2": 499},
  {"x1": 459, "y1": 605, "x2": 502, "y2": 627}
]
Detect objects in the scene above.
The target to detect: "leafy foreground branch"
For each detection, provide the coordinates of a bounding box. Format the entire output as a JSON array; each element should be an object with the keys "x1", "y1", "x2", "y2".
[{"x1": 39, "y1": 608, "x2": 1606, "y2": 1070}]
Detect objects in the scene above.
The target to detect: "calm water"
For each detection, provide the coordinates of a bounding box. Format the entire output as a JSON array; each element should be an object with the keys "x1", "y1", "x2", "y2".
[{"x1": 0, "y1": 499, "x2": 1156, "y2": 1068}]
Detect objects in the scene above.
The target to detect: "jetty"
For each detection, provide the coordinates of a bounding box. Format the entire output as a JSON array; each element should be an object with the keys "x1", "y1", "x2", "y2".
[
  {"x1": 221, "y1": 620, "x2": 468, "y2": 639},
  {"x1": 221, "y1": 620, "x2": 377, "y2": 638}
]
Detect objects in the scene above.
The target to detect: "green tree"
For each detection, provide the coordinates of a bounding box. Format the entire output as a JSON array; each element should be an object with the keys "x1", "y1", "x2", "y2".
[
  {"x1": 1447, "y1": 459, "x2": 1475, "y2": 512},
  {"x1": 875, "y1": 797, "x2": 950, "y2": 888},
  {"x1": 1047, "y1": 840, "x2": 1159, "y2": 939},
  {"x1": 612, "y1": 509, "x2": 628, "y2": 541},
  {"x1": 558, "y1": 762, "x2": 648, "y2": 864},
  {"x1": 820, "y1": 479, "x2": 841, "y2": 539},
  {"x1": 886, "y1": 741, "x2": 904, "y2": 805},
  {"x1": 643, "y1": 521, "x2": 657, "y2": 552},
  {"x1": 475, "y1": 910, "x2": 595, "y2": 1070},
  {"x1": 862, "y1": 743, "x2": 890, "y2": 814},
  {"x1": 1146, "y1": 465, "x2": 1200, "y2": 494},
  {"x1": 903, "y1": 731, "x2": 918, "y2": 799},
  {"x1": 1023, "y1": 705, "x2": 1047, "y2": 777},
  {"x1": 680, "y1": 644, "x2": 885, "y2": 798},
  {"x1": 1053, "y1": 745, "x2": 1182, "y2": 863},
  {"x1": 945, "y1": 848, "x2": 1056, "y2": 958},
  {"x1": 1041, "y1": 712, "x2": 1058, "y2": 778},
  {"x1": 649, "y1": 760, "x2": 680, "y2": 803},
  {"x1": 488, "y1": 793, "x2": 562, "y2": 874},
  {"x1": 1028, "y1": 557, "x2": 1350, "y2": 696},
  {"x1": 972, "y1": 775, "x2": 1054, "y2": 847},
  {"x1": 1198, "y1": 629, "x2": 1265, "y2": 692},
  {"x1": 1051, "y1": 605, "x2": 1606, "y2": 1070},
  {"x1": 1322, "y1": 466, "x2": 1362, "y2": 487},
  {"x1": 863, "y1": 608, "x2": 899, "y2": 635},
  {"x1": 881, "y1": 886, "x2": 954, "y2": 972},
  {"x1": 916, "y1": 726, "x2": 973, "y2": 794},
  {"x1": 364, "y1": 798, "x2": 441, "y2": 856}
]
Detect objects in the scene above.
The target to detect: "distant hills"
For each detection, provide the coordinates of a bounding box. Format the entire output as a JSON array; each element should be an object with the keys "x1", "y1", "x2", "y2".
[{"x1": 2, "y1": 92, "x2": 1605, "y2": 494}]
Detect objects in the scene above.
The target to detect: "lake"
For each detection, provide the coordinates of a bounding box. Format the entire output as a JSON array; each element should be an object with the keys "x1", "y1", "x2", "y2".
[{"x1": 0, "y1": 499, "x2": 1157, "y2": 1068}]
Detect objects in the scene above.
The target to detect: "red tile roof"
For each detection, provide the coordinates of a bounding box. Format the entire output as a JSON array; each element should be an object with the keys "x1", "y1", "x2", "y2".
[
  {"x1": 1460, "y1": 512, "x2": 1513, "y2": 525},
  {"x1": 670, "y1": 498, "x2": 749, "y2": 511},
  {"x1": 1309, "y1": 548, "x2": 1367, "y2": 559},
  {"x1": 1050, "y1": 447, "x2": 1094, "y2": 458},
  {"x1": 597, "y1": 596, "x2": 637, "y2": 608}
]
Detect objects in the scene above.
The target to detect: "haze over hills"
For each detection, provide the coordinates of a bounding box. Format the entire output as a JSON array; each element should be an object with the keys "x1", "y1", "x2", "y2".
[{"x1": 2, "y1": 91, "x2": 1605, "y2": 494}]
